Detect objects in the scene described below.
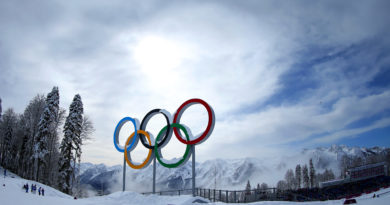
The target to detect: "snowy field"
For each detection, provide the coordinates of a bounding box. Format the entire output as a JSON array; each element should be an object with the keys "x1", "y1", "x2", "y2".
[{"x1": 1, "y1": 173, "x2": 390, "y2": 205}]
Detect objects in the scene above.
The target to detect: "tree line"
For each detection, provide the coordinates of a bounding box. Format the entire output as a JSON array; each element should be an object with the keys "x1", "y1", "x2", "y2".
[
  {"x1": 0, "y1": 87, "x2": 94, "y2": 196},
  {"x1": 275, "y1": 158, "x2": 336, "y2": 190},
  {"x1": 275, "y1": 152, "x2": 390, "y2": 191},
  {"x1": 243, "y1": 158, "x2": 335, "y2": 192}
]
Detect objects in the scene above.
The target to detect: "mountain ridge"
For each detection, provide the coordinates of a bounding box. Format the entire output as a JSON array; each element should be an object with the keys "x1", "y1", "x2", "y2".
[{"x1": 79, "y1": 145, "x2": 389, "y2": 195}]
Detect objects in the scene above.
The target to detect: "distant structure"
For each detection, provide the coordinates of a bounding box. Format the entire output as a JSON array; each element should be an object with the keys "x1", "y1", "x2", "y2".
[
  {"x1": 320, "y1": 162, "x2": 388, "y2": 188},
  {"x1": 0, "y1": 98, "x2": 2, "y2": 119},
  {"x1": 348, "y1": 162, "x2": 388, "y2": 180}
]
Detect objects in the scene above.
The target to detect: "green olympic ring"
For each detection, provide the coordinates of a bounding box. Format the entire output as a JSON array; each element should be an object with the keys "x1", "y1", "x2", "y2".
[{"x1": 154, "y1": 123, "x2": 191, "y2": 168}]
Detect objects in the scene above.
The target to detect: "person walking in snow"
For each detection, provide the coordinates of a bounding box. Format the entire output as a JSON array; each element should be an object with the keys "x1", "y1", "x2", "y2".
[
  {"x1": 3, "y1": 168, "x2": 6, "y2": 178},
  {"x1": 41, "y1": 188, "x2": 45, "y2": 196},
  {"x1": 38, "y1": 187, "x2": 41, "y2": 195},
  {"x1": 24, "y1": 183, "x2": 29, "y2": 193}
]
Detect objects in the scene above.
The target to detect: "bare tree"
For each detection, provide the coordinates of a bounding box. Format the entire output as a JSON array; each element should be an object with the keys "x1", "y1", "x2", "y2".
[
  {"x1": 260, "y1": 182, "x2": 268, "y2": 190},
  {"x1": 80, "y1": 115, "x2": 95, "y2": 143},
  {"x1": 276, "y1": 180, "x2": 287, "y2": 191},
  {"x1": 285, "y1": 169, "x2": 295, "y2": 190},
  {"x1": 73, "y1": 114, "x2": 95, "y2": 196}
]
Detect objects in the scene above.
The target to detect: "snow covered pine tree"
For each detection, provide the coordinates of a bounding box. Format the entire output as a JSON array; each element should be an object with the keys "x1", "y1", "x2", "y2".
[
  {"x1": 34, "y1": 87, "x2": 59, "y2": 182},
  {"x1": 58, "y1": 94, "x2": 83, "y2": 195}
]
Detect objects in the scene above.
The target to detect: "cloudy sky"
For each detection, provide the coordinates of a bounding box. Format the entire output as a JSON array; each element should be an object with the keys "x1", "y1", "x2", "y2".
[{"x1": 1, "y1": 0, "x2": 390, "y2": 166}]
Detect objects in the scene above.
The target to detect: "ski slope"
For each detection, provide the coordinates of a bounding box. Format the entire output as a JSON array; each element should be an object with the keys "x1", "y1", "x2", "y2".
[{"x1": 1, "y1": 173, "x2": 390, "y2": 205}]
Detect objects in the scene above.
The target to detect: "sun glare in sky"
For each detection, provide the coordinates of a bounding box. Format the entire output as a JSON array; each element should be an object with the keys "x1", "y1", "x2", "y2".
[{"x1": 133, "y1": 36, "x2": 187, "y2": 76}]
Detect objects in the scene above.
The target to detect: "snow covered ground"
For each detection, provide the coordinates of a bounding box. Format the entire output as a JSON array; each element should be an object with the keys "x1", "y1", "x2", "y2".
[{"x1": 1, "y1": 173, "x2": 389, "y2": 205}]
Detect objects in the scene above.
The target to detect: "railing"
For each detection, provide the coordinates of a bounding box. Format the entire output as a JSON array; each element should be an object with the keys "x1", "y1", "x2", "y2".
[
  {"x1": 142, "y1": 189, "x2": 194, "y2": 196},
  {"x1": 142, "y1": 188, "x2": 312, "y2": 203},
  {"x1": 196, "y1": 188, "x2": 316, "y2": 203},
  {"x1": 197, "y1": 188, "x2": 278, "y2": 203},
  {"x1": 141, "y1": 176, "x2": 390, "y2": 203}
]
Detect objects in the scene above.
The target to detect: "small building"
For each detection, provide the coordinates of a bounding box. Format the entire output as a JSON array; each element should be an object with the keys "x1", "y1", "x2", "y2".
[
  {"x1": 347, "y1": 162, "x2": 388, "y2": 182},
  {"x1": 320, "y1": 162, "x2": 388, "y2": 188}
]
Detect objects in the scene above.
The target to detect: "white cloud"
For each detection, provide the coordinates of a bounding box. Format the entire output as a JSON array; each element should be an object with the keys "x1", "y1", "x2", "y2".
[{"x1": 0, "y1": 0, "x2": 389, "y2": 166}]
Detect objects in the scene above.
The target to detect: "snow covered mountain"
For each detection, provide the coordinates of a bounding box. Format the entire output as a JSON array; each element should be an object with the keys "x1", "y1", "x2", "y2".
[
  {"x1": 77, "y1": 163, "x2": 122, "y2": 194},
  {"x1": 78, "y1": 158, "x2": 268, "y2": 194},
  {"x1": 79, "y1": 145, "x2": 389, "y2": 194},
  {"x1": 299, "y1": 145, "x2": 388, "y2": 174}
]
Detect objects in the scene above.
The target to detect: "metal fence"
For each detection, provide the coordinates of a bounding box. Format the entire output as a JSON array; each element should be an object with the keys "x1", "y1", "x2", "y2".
[
  {"x1": 142, "y1": 176, "x2": 390, "y2": 203},
  {"x1": 143, "y1": 188, "x2": 312, "y2": 203},
  {"x1": 195, "y1": 188, "x2": 307, "y2": 203},
  {"x1": 142, "y1": 189, "x2": 194, "y2": 196}
]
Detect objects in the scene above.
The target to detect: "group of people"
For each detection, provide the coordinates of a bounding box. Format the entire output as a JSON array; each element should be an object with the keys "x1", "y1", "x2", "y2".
[
  {"x1": 373, "y1": 193, "x2": 380, "y2": 198},
  {"x1": 23, "y1": 183, "x2": 44, "y2": 196}
]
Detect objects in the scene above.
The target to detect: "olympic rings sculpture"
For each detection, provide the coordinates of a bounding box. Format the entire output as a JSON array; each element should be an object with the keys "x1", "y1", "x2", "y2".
[{"x1": 113, "y1": 98, "x2": 215, "y2": 169}]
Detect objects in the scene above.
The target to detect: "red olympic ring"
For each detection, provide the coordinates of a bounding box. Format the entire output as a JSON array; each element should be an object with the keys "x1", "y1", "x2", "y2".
[{"x1": 173, "y1": 98, "x2": 215, "y2": 145}]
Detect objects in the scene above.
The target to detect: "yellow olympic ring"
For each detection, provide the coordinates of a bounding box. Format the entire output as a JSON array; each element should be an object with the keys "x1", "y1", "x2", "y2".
[{"x1": 124, "y1": 130, "x2": 153, "y2": 169}]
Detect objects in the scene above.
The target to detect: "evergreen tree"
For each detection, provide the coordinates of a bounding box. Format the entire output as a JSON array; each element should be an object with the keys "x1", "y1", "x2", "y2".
[
  {"x1": 295, "y1": 164, "x2": 302, "y2": 189},
  {"x1": 244, "y1": 180, "x2": 252, "y2": 202},
  {"x1": 44, "y1": 88, "x2": 62, "y2": 185},
  {"x1": 245, "y1": 180, "x2": 251, "y2": 194},
  {"x1": 59, "y1": 94, "x2": 83, "y2": 195},
  {"x1": 58, "y1": 130, "x2": 73, "y2": 194},
  {"x1": 309, "y1": 159, "x2": 315, "y2": 188},
  {"x1": 302, "y1": 164, "x2": 309, "y2": 188},
  {"x1": 34, "y1": 105, "x2": 51, "y2": 181},
  {"x1": 69, "y1": 95, "x2": 83, "y2": 191},
  {"x1": 34, "y1": 87, "x2": 59, "y2": 182}
]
